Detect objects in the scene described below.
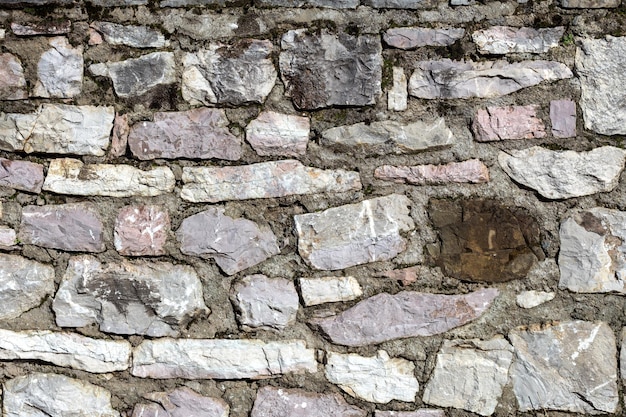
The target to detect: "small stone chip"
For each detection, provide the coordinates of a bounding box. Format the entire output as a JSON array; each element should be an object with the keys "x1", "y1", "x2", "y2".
[{"x1": 516, "y1": 290, "x2": 555, "y2": 308}]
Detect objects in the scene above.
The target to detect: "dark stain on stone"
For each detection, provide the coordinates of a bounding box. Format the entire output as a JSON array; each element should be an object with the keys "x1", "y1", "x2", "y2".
[
  {"x1": 77, "y1": 166, "x2": 99, "y2": 180},
  {"x1": 577, "y1": 211, "x2": 607, "y2": 235}
]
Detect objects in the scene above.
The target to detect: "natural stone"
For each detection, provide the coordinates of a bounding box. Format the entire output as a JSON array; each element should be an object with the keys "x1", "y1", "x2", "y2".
[
  {"x1": 0, "y1": 226, "x2": 17, "y2": 247},
  {"x1": 375, "y1": 411, "x2": 444, "y2": 417},
  {"x1": 11, "y1": 21, "x2": 70, "y2": 36},
  {"x1": 90, "y1": 0, "x2": 148, "y2": 4},
  {"x1": 561, "y1": 0, "x2": 620, "y2": 7},
  {"x1": 256, "y1": 0, "x2": 358, "y2": 6},
  {"x1": 498, "y1": 146, "x2": 626, "y2": 199},
  {"x1": 388, "y1": 67, "x2": 407, "y2": 111},
  {"x1": 295, "y1": 194, "x2": 414, "y2": 270},
  {"x1": 251, "y1": 386, "x2": 367, "y2": 417},
  {"x1": 33, "y1": 37, "x2": 83, "y2": 98},
  {"x1": 132, "y1": 388, "x2": 229, "y2": 417},
  {"x1": 384, "y1": 27, "x2": 465, "y2": 49},
  {"x1": 0, "y1": 158, "x2": 44, "y2": 193},
  {"x1": 0, "y1": 53, "x2": 27, "y2": 100},
  {"x1": 90, "y1": 21, "x2": 167, "y2": 48},
  {"x1": 89, "y1": 28, "x2": 103, "y2": 45},
  {"x1": 298, "y1": 276, "x2": 362, "y2": 306},
  {"x1": 132, "y1": 339, "x2": 317, "y2": 379},
  {"x1": 280, "y1": 29, "x2": 382, "y2": 109},
  {"x1": 53, "y1": 255, "x2": 208, "y2": 337},
  {"x1": 380, "y1": 266, "x2": 421, "y2": 286},
  {"x1": 363, "y1": 0, "x2": 432, "y2": 8},
  {"x1": 550, "y1": 99, "x2": 576, "y2": 138},
  {"x1": 109, "y1": 113, "x2": 129, "y2": 157},
  {"x1": 374, "y1": 159, "x2": 489, "y2": 185},
  {"x1": 473, "y1": 106, "x2": 546, "y2": 141},
  {"x1": 114, "y1": 205, "x2": 170, "y2": 256},
  {"x1": 0, "y1": 29, "x2": 5, "y2": 39},
  {"x1": 516, "y1": 290, "x2": 555, "y2": 308},
  {"x1": 161, "y1": 11, "x2": 243, "y2": 41},
  {"x1": 311, "y1": 288, "x2": 499, "y2": 346},
  {"x1": 246, "y1": 111, "x2": 310, "y2": 157},
  {"x1": 472, "y1": 26, "x2": 564, "y2": 54}
]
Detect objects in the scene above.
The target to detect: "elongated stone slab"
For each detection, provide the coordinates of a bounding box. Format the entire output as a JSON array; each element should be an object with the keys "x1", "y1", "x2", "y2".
[
  {"x1": 388, "y1": 67, "x2": 407, "y2": 111},
  {"x1": 132, "y1": 388, "x2": 229, "y2": 417},
  {"x1": 132, "y1": 339, "x2": 317, "y2": 379},
  {"x1": 33, "y1": 37, "x2": 83, "y2": 98},
  {"x1": 473, "y1": 105, "x2": 546, "y2": 141},
  {"x1": 251, "y1": 386, "x2": 367, "y2": 417},
  {"x1": 0, "y1": 158, "x2": 44, "y2": 193},
  {"x1": 0, "y1": 53, "x2": 27, "y2": 100},
  {"x1": 181, "y1": 160, "x2": 361, "y2": 203},
  {"x1": 311, "y1": 288, "x2": 498, "y2": 346},
  {"x1": 246, "y1": 111, "x2": 310, "y2": 157},
  {"x1": 11, "y1": 21, "x2": 71, "y2": 36},
  {"x1": 374, "y1": 159, "x2": 489, "y2": 185},
  {"x1": 299, "y1": 276, "x2": 362, "y2": 306},
  {"x1": 472, "y1": 26, "x2": 564, "y2": 54},
  {"x1": 561, "y1": 0, "x2": 620, "y2": 7},
  {"x1": 384, "y1": 27, "x2": 465, "y2": 49},
  {"x1": 90, "y1": 21, "x2": 167, "y2": 48}
]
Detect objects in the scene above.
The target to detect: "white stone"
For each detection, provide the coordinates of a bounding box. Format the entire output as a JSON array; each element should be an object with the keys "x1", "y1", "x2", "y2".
[
  {"x1": 246, "y1": 111, "x2": 310, "y2": 157},
  {"x1": 516, "y1": 291, "x2": 555, "y2": 308},
  {"x1": 388, "y1": 67, "x2": 408, "y2": 111},
  {"x1": 298, "y1": 276, "x2": 362, "y2": 306},
  {"x1": 0, "y1": 29, "x2": 5, "y2": 39},
  {"x1": 472, "y1": 26, "x2": 564, "y2": 54},
  {"x1": 0, "y1": 226, "x2": 16, "y2": 246},
  {"x1": 33, "y1": 37, "x2": 83, "y2": 98}
]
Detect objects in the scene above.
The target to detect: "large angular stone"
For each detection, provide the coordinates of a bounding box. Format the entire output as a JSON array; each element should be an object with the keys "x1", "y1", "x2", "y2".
[
  {"x1": 498, "y1": 146, "x2": 626, "y2": 199},
  {"x1": 181, "y1": 160, "x2": 361, "y2": 203},
  {"x1": 53, "y1": 255, "x2": 208, "y2": 337},
  {"x1": 177, "y1": 208, "x2": 279, "y2": 275},
  {"x1": 132, "y1": 339, "x2": 317, "y2": 379},
  {"x1": 0, "y1": 158, "x2": 44, "y2": 193},
  {"x1": 374, "y1": 159, "x2": 489, "y2": 185},
  {"x1": 114, "y1": 205, "x2": 170, "y2": 256},
  {"x1": 295, "y1": 194, "x2": 414, "y2": 270},
  {"x1": 246, "y1": 111, "x2": 310, "y2": 157},
  {"x1": 510, "y1": 321, "x2": 618, "y2": 414},
  {"x1": 388, "y1": 67, "x2": 407, "y2": 111},
  {"x1": 33, "y1": 37, "x2": 83, "y2": 98},
  {"x1": 280, "y1": 29, "x2": 382, "y2": 110},
  {"x1": 550, "y1": 99, "x2": 576, "y2": 138},
  {"x1": 472, "y1": 26, "x2": 564, "y2": 54},
  {"x1": 0, "y1": 329, "x2": 131, "y2": 373},
  {"x1": 132, "y1": 388, "x2": 229, "y2": 417},
  {"x1": 90, "y1": 22, "x2": 167, "y2": 48},
  {"x1": 251, "y1": 386, "x2": 367, "y2": 417},
  {"x1": 11, "y1": 21, "x2": 71, "y2": 36},
  {"x1": 298, "y1": 276, "x2": 362, "y2": 306},
  {"x1": 473, "y1": 105, "x2": 546, "y2": 141},
  {"x1": 128, "y1": 108, "x2": 241, "y2": 161},
  {"x1": 0, "y1": 53, "x2": 27, "y2": 100},
  {"x1": 561, "y1": 0, "x2": 620, "y2": 7},
  {"x1": 384, "y1": 27, "x2": 465, "y2": 49},
  {"x1": 409, "y1": 60, "x2": 572, "y2": 99},
  {"x1": 311, "y1": 288, "x2": 498, "y2": 346}
]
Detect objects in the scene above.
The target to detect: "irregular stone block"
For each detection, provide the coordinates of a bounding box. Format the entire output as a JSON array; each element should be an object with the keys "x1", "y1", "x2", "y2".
[
  {"x1": 363, "y1": 0, "x2": 431, "y2": 8},
  {"x1": 561, "y1": 0, "x2": 620, "y2": 7},
  {"x1": 516, "y1": 290, "x2": 555, "y2": 308},
  {"x1": 0, "y1": 158, "x2": 44, "y2": 193},
  {"x1": 295, "y1": 194, "x2": 414, "y2": 271},
  {"x1": 90, "y1": 21, "x2": 167, "y2": 48},
  {"x1": 161, "y1": 0, "x2": 238, "y2": 5},
  {"x1": 177, "y1": 207, "x2": 279, "y2": 275},
  {"x1": 550, "y1": 99, "x2": 576, "y2": 138},
  {"x1": 384, "y1": 27, "x2": 465, "y2": 49},
  {"x1": 11, "y1": 21, "x2": 71, "y2": 36},
  {"x1": 246, "y1": 111, "x2": 310, "y2": 157},
  {"x1": 473, "y1": 105, "x2": 546, "y2": 141},
  {"x1": 0, "y1": 226, "x2": 17, "y2": 247},
  {"x1": 257, "y1": 0, "x2": 358, "y2": 6},
  {"x1": 162, "y1": 11, "x2": 243, "y2": 41},
  {"x1": 311, "y1": 288, "x2": 498, "y2": 346},
  {"x1": 132, "y1": 339, "x2": 317, "y2": 379},
  {"x1": 380, "y1": 266, "x2": 421, "y2": 286},
  {"x1": 375, "y1": 411, "x2": 444, "y2": 417},
  {"x1": 472, "y1": 26, "x2": 564, "y2": 54},
  {"x1": 114, "y1": 205, "x2": 170, "y2": 256},
  {"x1": 298, "y1": 276, "x2": 362, "y2": 306},
  {"x1": 374, "y1": 159, "x2": 489, "y2": 185},
  {"x1": 388, "y1": 67, "x2": 407, "y2": 111},
  {"x1": 53, "y1": 255, "x2": 208, "y2": 337},
  {"x1": 498, "y1": 146, "x2": 626, "y2": 199},
  {"x1": 109, "y1": 113, "x2": 129, "y2": 157},
  {"x1": 422, "y1": 337, "x2": 513, "y2": 416},
  {"x1": 409, "y1": 59, "x2": 572, "y2": 99},
  {"x1": 0, "y1": 53, "x2": 27, "y2": 100},
  {"x1": 280, "y1": 29, "x2": 382, "y2": 110},
  {"x1": 251, "y1": 386, "x2": 367, "y2": 417},
  {"x1": 128, "y1": 108, "x2": 241, "y2": 161},
  {"x1": 43, "y1": 158, "x2": 175, "y2": 197},
  {"x1": 510, "y1": 321, "x2": 618, "y2": 414},
  {"x1": 132, "y1": 387, "x2": 229, "y2": 417},
  {"x1": 33, "y1": 37, "x2": 83, "y2": 98}
]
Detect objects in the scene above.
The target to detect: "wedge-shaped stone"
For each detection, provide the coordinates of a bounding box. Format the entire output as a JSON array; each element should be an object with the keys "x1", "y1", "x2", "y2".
[
  {"x1": 299, "y1": 276, "x2": 362, "y2": 306},
  {"x1": 0, "y1": 158, "x2": 44, "y2": 193},
  {"x1": 251, "y1": 386, "x2": 367, "y2": 417},
  {"x1": 53, "y1": 255, "x2": 208, "y2": 337},
  {"x1": 132, "y1": 387, "x2": 229, "y2": 417},
  {"x1": 132, "y1": 339, "x2": 317, "y2": 379},
  {"x1": 181, "y1": 160, "x2": 361, "y2": 203},
  {"x1": 109, "y1": 113, "x2": 129, "y2": 157},
  {"x1": 498, "y1": 146, "x2": 626, "y2": 199},
  {"x1": 326, "y1": 350, "x2": 418, "y2": 403},
  {"x1": 43, "y1": 158, "x2": 175, "y2": 197},
  {"x1": 90, "y1": 21, "x2": 167, "y2": 48},
  {"x1": 472, "y1": 26, "x2": 564, "y2": 54},
  {"x1": 375, "y1": 160, "x2": 489, "y2": 185},
  {"x1": 510, "y1": 321, "x2": 618, "y2": 414},
  {"x1": 516, "y1": 290, "x2": 555, "y2": 308},
  {"x1": 409, "y1": 59, "x2": 572, "y2": 99},
  {"x1": 0, "y1": 53, "x2": 27, "y2": 100},
  {"x1": 473, "y1": 105, "x2": 546, "y2": 141},
  {"x1": 311, "y1": 288, "x2": 498, "y2": 346},
  {"x1": 295, "y1": 194, "x2": 414, "y2": 270},
  {"x1": 246, "y1": 111, "x2": 310, "y2": 157},
  {"x1": 33, "y1": 37, "x2": 83, "y2": 98},
  {"x1": 384, "y1": 27, "x2": 465, "y2": 49},
  {"x1": 0, "y1": 329, "x2": 131, "y2": 373}
]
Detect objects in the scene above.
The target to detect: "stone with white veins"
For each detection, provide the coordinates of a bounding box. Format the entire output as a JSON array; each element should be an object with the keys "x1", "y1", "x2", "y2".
[
  {"x1": 298, "y1": 276, "x2": 362, "y2": 306},
  {"x1": 498, "y1": 146, "x2": 626, "y2": 199},
  {"x1": 33, "y1": 37, "x2": 83, "y2": 98},
  {"x1": 132, "y1": 387, "x2": 229, "y2": 417},
  {"x1": 0, "y1": 53, "x2": 27, "y2": 100},
  {"x1": 472, "y1": 26, "x2": 564, "y2": 54},
  {"x1": 114, "y1": 205, "x2": 170, "y2": 256},
  {"x1": 388, "y1": 67, "x2": 407, "y2": 111},
  {"x1": 90, "y1": 21, "x2": 167, "y2": 48},
  {"x1": 251, "y1": 386, "x2": 367, "y2": 417},
  {"x1": 516, "y1": 290, "x2": 555, "y2": 308},
  {"x1": 384, "y1": 27, "x2": 465, "y2": 49},
  {"x1": 246, "y1": 111, "x2": 310, "y2": 157}
]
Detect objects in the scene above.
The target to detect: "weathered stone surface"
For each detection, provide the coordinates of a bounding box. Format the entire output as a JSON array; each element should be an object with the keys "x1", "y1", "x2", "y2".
[
  {"x1": 562, "y1": 0, "x2": 619, "y2": 7},
  {"x1": 53, "y1": 255, "x2": 208, "y2": 337},
  {"x1": 114, "y1": 205, "x2": 170, "y2": 256},
  {"x1": 363, "y1": 0, "x2": 431, "y2": 8},
  {"x1": 43, "y1": 158, "x2": 176, "y2": 197},
  {"x1": 19, "y1": 203, "x2": 105, "y2": 252},
  {"x1": 90, "y1": 21, "x2": 167, "y2": 48},
  {"x1": 380, "y1": 266, "x2": 421, "y2": 286},
  {"x1": 384, "y1": 27, "x2": 465, "y2": 49},
  {"x1": 161, "y1": 11, "x2": 243, "y2": 41},
  {"x1": 472, "y1": 26, "x2": 564, "y2": 54},
  {"x1": 0, "y1": 53, "x2": 27, "y2": 100},
  {"x1": 0, "y1": 158, "x2": 44, "y2": 193},
  {"x1": 0, "y1": 226, "x2": 17, "y2": 247},
  {"x1": 375, "y1": 411, "x2": 445, "y2": 417},
  {"x1": 473, "y1": 106, "x2": 546, "y2": 141},
  {"x1": 498, "y1": 146, "x2": 626, "y2": 199},
  {"x1": 0, "y1": 254, "x2": 55, "y2": 320},
  {"x1": 0, "y1": 112, "x2": 34, "y2": 151},
  {"x1": 89, "y1": 0, "x2": 147, "y2": 4},
  {"x1": 422, "y1": 337, "x2": 513, "y2": 416},
  {"x1": 252, "y1": 386, "x2": 367, "y2": 417},
  {"x1": 160, "y1": 0, "x2": 237, "y2": 5},
  {"x1": 3, "y1": 373, "x2": 120, "y2": 417},
  {"x1": 550, "y1": 99, "x2": 576, "y2": 138},
  {"x1": 409, "y1": 60, "x2": 572, "y2": 99},
  {"x1": 128, "y1": 108, "x2": 241, "y2": 161},
  {"x1": 11, "y1": 21, "x2": 71, "y2": 36},
  {"x1": 0, "y1": 329, "x2": 131, "y2": 373},
  {"x1": 33, "y1": 37, "x2": 83, "y2": 98},
  {"x1": 109, "y1": 113, "x2": 129, "y2": 157},
  {"x1": 311, "y1": 288, "x2": 498, "y2": 346},
  {"x1": 181, "y1": 160, "x2": 361, "y2": 203},
  {"x1": 246, "y1": 111, "x2": 310, "y2": 157},
  {"x1": 280, "y1": 29, "x2": 382, "y2": 110},
  {"x1": 132, "y1": 339, "x2": 317, "y2": 379},
  {"x1": 299, "y1": 276, "x2": 362, "y2": 306},
  {"x1": 375, "y1": 159, "x2": 489, "y2": 185},
  {"x1": 182, "y1": 40, "x2": 276, "y2": 105},
  {"x1": 516, "y1": 290, "x2": 555, "y2": 308},
  {"x1": 132, "y1": 388, "x2": 229, "y2": 417},
  {"x1": 177, "y1": 207, "x2": 279, "y2": 275},
  {"x1": 257, "y1": 0, "x2": 358, "y2": 6},
  {"x1": 0, "y1": 28, "x2": 5, "y2": 39},
  {"x1": 295, "y1": 194, "x2": 414, "y2": 271},
  {"x1": 388, "y1": 67, "x2": 407, "y2": 111},
  {"x1": 326, "y1": 350, "x2": 418, "y2": 403},
  {"x1": 231, "y1": 274, "x2": 299, "y2": 330},
  {"x1": 510, "y1": 321, "x2": 618, "y2": 414}
]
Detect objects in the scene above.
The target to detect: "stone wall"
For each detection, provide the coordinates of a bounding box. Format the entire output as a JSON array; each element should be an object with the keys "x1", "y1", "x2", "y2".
[{"x1": 0, "y1": 0, "x2": 625, "y2": 415}]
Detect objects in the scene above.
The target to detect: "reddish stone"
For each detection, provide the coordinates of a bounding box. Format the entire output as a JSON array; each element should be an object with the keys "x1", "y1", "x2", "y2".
[
  {"x1": 132, "y1": 387, "x2": 229, "y2": 417},
  {"x1": 473, "y1": 105, "x2": 546, "y2": 142},
  {"x1": 0, "y1": 158, "x2": 44, "y2": 193},
  {"x1": 380, "y1": 266, "x2": 420, "y2": 286},
  {"x1": 550, "y1": 99, "x2": 576, "y2": 138},
  {"x1": 114, "y1": 205, "x2": 170, "y2": 256},
  {"x1": 88, "y1": 28, "x2": 103, "y2": 45},
  {"x1": 109, "y1": 113, "x2": 129, "y2": 157},
  {"x1": 374, "y1": 159, "x2": 489, "y2": 185},
  {"x1": 251, "y1": 386, "x2": 367, "y2": 417},
  {"x1": 0, "y1": 53, "x2": 27, "y2": 100}
]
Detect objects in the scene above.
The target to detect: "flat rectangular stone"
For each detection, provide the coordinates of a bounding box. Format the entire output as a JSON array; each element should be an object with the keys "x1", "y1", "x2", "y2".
[
  {"x1": 298, "y1": 276, "x2": 362, "y2": 306},
  {"x1": 246, "y1": 111, "x2": 310, "y2": 157},
  {"x1": 133, "y1": 388, "x2": 229, "y2": 417},
  {"x1": 472, "y1": 26, "x2": 564, "y2": 54},
  {"x1": 473, "y1": 105, "x2": 546, "y2": 141},
  {"x1": 374, "y1": 159, "x2": 489, "y2": 185},
  {"x1": 251, "y1": 386, "x2": 367, "y2": 417},
  {"x1": 11, "y1": 21, "x2": 71, "y2": 36},
  {"x1": 388, "y1": 67, "x2": 407, "y2": 112},
  {"x1": 109, "y1": 113, "x2": 129, "y2": 157},
  {"x1": 550, "y1": 99, "x2": 576, "y2": 138},
  {"x1": 90, "y1": 22, "x2": 167, "y2": 48},
  {"x1": 257, "y1": 0, "x2": 358, "y2": 7},
  {"x1": 561, "y1": 0, "x2": 620, "y2": 7},
  {"x1": 384, "y1": 27, "x2": 465, "y2": 49},
  {"x1": 375, "y1": 411, "x2": 445, "y2": 417},
  {"x1": 0, "y1": 158, "x2": 44, "y2": 193}
]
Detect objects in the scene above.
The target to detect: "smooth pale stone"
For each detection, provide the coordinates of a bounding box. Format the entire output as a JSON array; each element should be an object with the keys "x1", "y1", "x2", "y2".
[
  {"x1": 114, "y1": 205, "x2": 170, "y2": 256},
  {"x1": 516, "y1": 290, "x2": 555, "y2": 308},
  {"x1": 498, "y1": 146, "x2": 626, "y2": 199},
  {"x1": 562, "y1": 0, "x2": 620, "y2": 7},
  {"x1": 11, "y1": 21, "x2": 71, "y2": 36},
  {"x1": 181, "y1": 160, "x2": 361, "y2": 203},
  {"x1": 3, "y1": 373, "x2": 120, "y2": 417},
  {"x1": 109, "y1": 113, "x2": 129, "y2": 157},
  {"x1": 473, "y1": 106, "x2": 546, "y2": 141},
  {"x1": 384, "y1": 27, "x2": 465, "y2": 49},
  {"x1": 0, "y1": 329, "x2": 131, "y2": 373},
  {"x1": 0, "y1": 158, "x2": 44, "y2": 193},
  {"x1": 311, "y1": 288, "x2": 499, "y2": 346},
  {"x1": 388, "y1": 67, "x2": 408, "y2": 111},
  {"x1": 33, "y1": 37, "x2": 83, "y2": 98},
  {"x1": 550, "y1": 99, "x2": 576, "y2": 138},
  {"x1": 132, "y1": 387, "x2": 229, "y2": 417},
  {"x1": 374, "y1": 159, "x2": 489, "y2": 185},
  {"x1": 0, "y1": 226, "x2": 16, "y2": 247},
  {"x1": 0, "y1": 29, "x2": 5, "y2": 39},
  {"x1": 375, "y1": 411, "x2": 445, "y2": 417},
  {"x1": 251, "y1": 386, "x2": 367, "y2": 417},
  {"x1": 132, "y1": 339, "x2": 317, "y2": 379},
  {"x1": 0, "y1": 53, "x2": 27, "y2": 100},
  {"x1": 0, "y1": 254, "x2": 55, "y2": 320},
  {"x1": 298, "y1": 276, "x2": 362, "y2": 306},
  {"x1": 90, "y1": 21, "x2": 167, "y2": 48},
  {"x1": 472, "y1": 26, "x2": 564, "y2": 54},
  {"x1": 509, "y1": 321, "x2": 618, "y2": 414},
  {"x1": 295, "y1": 194, "x2": 414, "y2": 270},
  {"x1": 246, "y1": 111, "x2": 310, "y2": 157},
  {"x1": 258, "y1": 0, "x2": 359, "y2": 6},
  {"x1": 43, "y1": 158, "x2": 175, "y2": 197},
  {"x1": 325, "y1": 351, "x2": 418, "y2": 403},
  {"x1": 53, "y1": 255, "x2": 208, "y2": 337},
  {"x1": 422, "y1": 337, "x2": 513, "y2": 416}
]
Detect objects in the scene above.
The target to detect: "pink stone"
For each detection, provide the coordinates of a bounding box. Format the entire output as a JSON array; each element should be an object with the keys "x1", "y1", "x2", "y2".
[
  {"x1": 380, "y1": 266, "x2": 421, "y2": 286},
  {"x1": 246, "y1": 111, "x2": 310, "y2": 157},
  {"x1": 550, "y1": 99, "x2": 576, "y2": 138},
  {"x1": 251, "y1": 386, "x2": 367, "y2": 417},
  {"x1": 88, "y1": 28, "x2": 103, "y2": 45},
  {"x1": 374, "y1": 159, "x2": 489, "y2": 185},
  {"x1": 473, "y1": 105, "x2": 546, "y2": 141},
  {"x1": 0, "y1": 53, "x2": 27, "y2": 100},
  {"x1": 114, "y1": 205, "x2": 170, "y2": 256},
  {"x1": 109, "y1": 113, "x2": 129, "y2": 157},
  {"x1": 0, "y1": 158, "x2": 44, "y2": 193}
]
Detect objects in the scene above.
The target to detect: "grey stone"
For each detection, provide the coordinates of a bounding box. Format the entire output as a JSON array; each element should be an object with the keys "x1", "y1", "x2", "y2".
[
  {"x1": 132, "y1": 388, "x2": 229, "y2": 417},
  {"x1": 257, "y1": 0, "x2": 358, "y2": 7},
  {"x1": 0, "y1": 158, "x2": 44, "y2": 193},
  {"x1": 374, "y1": 159, "x2": 489, "y2": 185},
  {"x1": 375, "y1": 411, "x2": 444, "y2": 417},
  {"x1": 0, "y1": 53, "x2": 27, "y2": 100},
  {"x1": 251, "y1": 386, "x2": 367, "y2": 417},
  {"x1": 363, "y1": 0, "x2": 432, "y2": 8},
  {"x1": 388, "y1": 66, "x2": 407, "y2": 111},
  {"x1": 384, "y1": 27, "x2": 465, "y2": 49},
  {"x1": 0, "y1": 0, "x2": 74, "y2": 3},
  {"x1": 561, "y1": 0, "x2": 620, "y2": 7},
  {"x1": 90, "y1": 22, "x2": 167, "y2": 48},
  {"x1": 516, "y1": 290, "x2": 555, "y2": 308},
  {"x1": 0, "y1": 112, "x2": 35, "y2": 151},
  {"x1": 246, "y1": 111, "x2": 310, "y2": 157},
  {"x1": 161, "y1": 11, "x2": 244, "y2": 41},
  {"x1": 114, "y1": 205, "x2": 170, "y2": 257},
  {"x1": 472, "y1": 26, "x2": 564, "y2": 54},
  {"x1": 550, "y1": 99, "x2": 576, "y2": 138},
  {"x1": 89, "y1": 0, "x2": 147, "y2": 4},
  {"x1": 11, "y1": 21, "x2": 71, "y2": 36},
  {"x1": 298, "y1": 276, "x2": 362, "y2": 306},
  {"x1": 0, "y1": 226, "x2": 17, "y2": 247},
  {"x1": 33, "y1": 37, "x2": 83, "y2": 98}
]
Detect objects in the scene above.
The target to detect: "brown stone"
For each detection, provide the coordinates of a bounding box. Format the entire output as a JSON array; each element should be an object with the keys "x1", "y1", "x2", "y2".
[
  {"x1": 374, "y1": 159, "x2": 489, "y2": 185},
  {"x1": 0, "y1": 158, "x2": 45, "y2": 193},
  {"x1": 0, "y1": 53, "x2": 27, "y2": 100},
  {"x1": 251, "y1": 386, "x2": 367, "y2": 417},
  {"x1": 109, "y1": 113, "x2": 129, "y2": 157},
  {"x1": 473, "y1": 106, "x2": 546, "y2": 142},
  {"x1": 114, "y1": 205, "x2": 170, "y2": 256}
]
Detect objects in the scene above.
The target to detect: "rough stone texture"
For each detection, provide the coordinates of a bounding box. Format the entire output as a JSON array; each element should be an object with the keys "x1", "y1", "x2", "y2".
[
  {"x1": 0, "y1": 329, "x2": 131, "y2": 373},
  {"x1": 11, "y1": 21, "x2": 71, "y2": 36},
  {"x1": 181, "y1": 160, "x2": 361, "y2": 203},
  {"x1": 132, "y1": 388, "x2": 229, "y2": 417},
  {"x1": 33, "y1": 37, "x2": 83, "y2": 98},
  {"x1": 561, "y1": 0, "x2": 619, "y2": 6},
  {"x1": 325, "y1": 350, "x2": 419, "y2": 403},
  {"x1": 0, "y1": 157, "x2": 44, "y2": 193},
  {"x1": 509, "y1": 321, "x2": 618, "y2": 414},
  {"x1": 53, "y1": 255, "x2": 208, "y2": 337},
  {"x1": 231, "y1": 274, "x2": 299, "y2": 331},
  {"x1": 409, "y1": 60, "x2": 573, "y2": 99},
  {"x1": 550, "y1": 99, "x2": 576, "y2": 138},
  {"x1": 422, "y1": 337, "x2": 513, "y2": 416},
  {"x1": 0, "y1": 226, "x2": 17, "y2": 247},
  {"x1": 114, "y1": 205, "x2": 170, "y2": 256},
  {"x1": 375, "y1": 411, "x2": 444, "y2": 417},
  {"x1": 363, "y1": 0, "x2": 431, "y2": 8},
  {"x1": 0, "y1": 53, "x2": 27, "y2": 100},
  {"x1": 380, "y1": 266, "x2": 421, "y2": 286},
  {"x1": 19, "y1": 203, "x2": 105, "y2": 252},
  {"x1": 384, "y1": 27, "x2": 465, "y2": 49},
  {"x1": 109, "y1": 113, "x2": 129, "y2": 157},
  {"x1": 295, "y1": 194, "x2": 414, "y2": 271},
  {"x1": 473, "y1": 106, "x2": 546, "y2": 141},
  {"x1": 177, "y1": 207, "x2": 279, "y2": 275},
  {"x1": 516, "y1": 290, "x2": 555, "y2": 308},
  {"x1": 298, "y1": 276, "x2": 362, "y2": 306},
  {"x1": 132, "y1": 339, "x2": 317, "y2": 379},
  {"x1": 90, "y1": 21, "x2": 167, "y2": 48},
  {"x1": 246, "y1": 111, "x2": 310, "y2": 157},
  {"x1": 256, "y1": 0, "x2": 358, "y2": 6},
  {"x1": 43, "y1": 158, "x2": 176, "y2": 197},
  {"x1": 374, "y1": 159, "x2": 489, "y2": 185},
  {"x1": 280, "y1": 29, "x2": 382, "y2": 110},
  {"x1": 128, "y1": 108, "x2": 241, "y2": 161},
  {"x1": 498, "y1": 146, "x2": 626, "y2": 199},
  {"x1": 388, "y1": 67, "x2": 407, "y2": 111},
  {"x1": 472, "y1": 26, "x2": 564, "y2": 54},
  {"x1": 311, "y1": 288, "x2": 499, "y2": 346},
  {"x1": 251, "y1": 386, "x2": 367, "y2": 417}
]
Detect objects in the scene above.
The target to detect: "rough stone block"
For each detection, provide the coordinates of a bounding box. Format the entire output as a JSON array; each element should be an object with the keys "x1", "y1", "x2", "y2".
[
  {"x1": 0, "y1": 226, "x2": 17, "y2": 247},
  {"x1": 473, "y1": 105, "x2": 546, "y2": 141},
  {"x1": 298, "y1": 276, "x2": 362, "y2": 306},
  {"x1": 246, "y1": 111, "x2": 310, "y2": 157},
  {"x1": 0, "y1": 53, "x2": 27, "y2": 100},
  {"x1": 550, "y1": 99, "x2": 576, "y2": 138},
  {"x1": 375, "y1": 411, "x2": 444, "y2": 417},
  {"x1": 114, "y1": 205, "x2": 170, "y2": 256},
  {"x1": 132, "y1": 388, "x2": 229, "y2": 417},
  {"x1": 11, "y1": 20, "x2": 71, "y2": 36},
  {"x1": 251, "y1": 386, "x2": 367, "y2": 417},
  {"x1": 384, "y1": 27, "x2": 465, "y2": 49},
  {"x1": 472, "y1": 26, "x2": 564, "y2": 54},
  {"x1": 109, "y1": 113, "x2": 129, "y2": 157},
  {"x1": 516, "y1": 290, "x2": 555, "y2": 308},
  {"x1": 388, "y1": 67, "x2": 408, "y2": 111},
  {"x1": 561, "y1": 0, "x2": 620, "y2": 7},
  {"x1": 33, "y1": 37, "x2": 83, "y2": 98},
  {"x1": 90, "y1": 21, "x2": 167, "y2": 48},
  {"x1": 0, "y1": 158, "x2": 44, "y2": 193},
  {"x1": 374, "y1": 159, "x2": 489, "y2": 185}
]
